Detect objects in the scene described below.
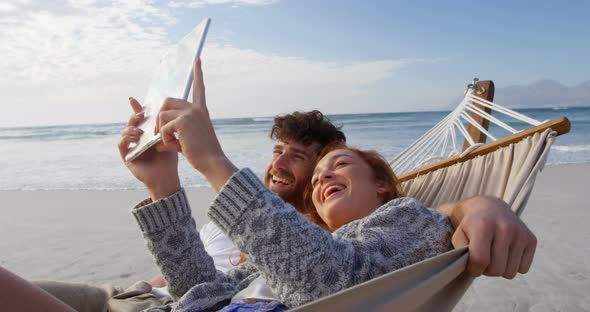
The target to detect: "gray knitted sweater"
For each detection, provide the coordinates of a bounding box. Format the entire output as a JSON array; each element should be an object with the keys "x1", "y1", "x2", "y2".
[{"x1": 132, "y1": 168, "x2": 453, "y2": 311}]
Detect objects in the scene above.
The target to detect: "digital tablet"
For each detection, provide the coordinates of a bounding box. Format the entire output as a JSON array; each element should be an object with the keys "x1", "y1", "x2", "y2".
[{"x1": 125, "y1": 18, "x2": 211, "y2": 162}]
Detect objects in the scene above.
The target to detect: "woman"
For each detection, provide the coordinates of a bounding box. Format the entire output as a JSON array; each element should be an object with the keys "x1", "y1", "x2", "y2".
[{"x1": 124, "y1": 140, "x2": 453, "y2": 312}]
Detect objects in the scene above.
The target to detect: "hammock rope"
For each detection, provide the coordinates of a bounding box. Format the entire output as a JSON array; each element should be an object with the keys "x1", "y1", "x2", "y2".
[{"x1": 390, "y1": 82, "x2": 543, "y2": 174}]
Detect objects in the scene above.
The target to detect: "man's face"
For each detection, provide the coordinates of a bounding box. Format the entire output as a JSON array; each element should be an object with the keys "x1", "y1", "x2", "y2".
[{"x1": 264, "y1": 140, "x2": 321, "y2": 208}]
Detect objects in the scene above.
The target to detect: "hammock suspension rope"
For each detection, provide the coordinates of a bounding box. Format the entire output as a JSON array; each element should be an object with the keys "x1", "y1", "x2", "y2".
[{"x1": 390, "y1": 79, "x2": 543, "y2": 174}]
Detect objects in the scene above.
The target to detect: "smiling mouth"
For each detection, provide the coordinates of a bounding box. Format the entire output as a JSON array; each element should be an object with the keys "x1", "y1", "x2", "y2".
[
  {"x1": 271, "y1": 175, "x2": 292, "y2": 187},
  {"x1": 322, "y1": 184, "x2": 345, "y2": 202}
]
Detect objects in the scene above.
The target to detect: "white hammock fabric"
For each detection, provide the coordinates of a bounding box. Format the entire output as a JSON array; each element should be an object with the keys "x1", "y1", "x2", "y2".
[
  {"x1": 292, "y1": 83, "x2": 565, "y2": 311},
  {"x1": 390, "y1": 86, "x2": 544, "y2": 175},
  {"x1": 293, "y1": 129, "x2": 556, "y2": 312}
]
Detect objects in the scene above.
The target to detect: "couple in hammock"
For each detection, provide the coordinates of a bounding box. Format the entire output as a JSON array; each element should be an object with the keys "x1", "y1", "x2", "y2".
[
  {"x1": 1, "y1": 60, "x2": 537, "y2": 311},
  {"x1": 114, "y1": 59, "x2": 536, "y2": 311}
]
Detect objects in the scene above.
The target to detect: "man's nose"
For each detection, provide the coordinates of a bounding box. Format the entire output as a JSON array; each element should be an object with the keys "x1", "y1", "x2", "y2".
[{"x1": 273, "y1": 153, "x2": 288, "y2": 170}]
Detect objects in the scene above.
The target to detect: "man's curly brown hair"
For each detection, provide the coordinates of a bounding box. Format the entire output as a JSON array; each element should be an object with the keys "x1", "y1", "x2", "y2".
[{"x1": 270, "y1": 110, "x2": 346, "y2": 147}]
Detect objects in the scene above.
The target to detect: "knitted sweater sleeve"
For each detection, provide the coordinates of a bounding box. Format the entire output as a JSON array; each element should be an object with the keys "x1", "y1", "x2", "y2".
[
  {"x1": 131, "y1": 189, "x2": 256, "y2": 304},
  {"x1": 208, "y1": 168, "x2": 453, "y2": 308}
]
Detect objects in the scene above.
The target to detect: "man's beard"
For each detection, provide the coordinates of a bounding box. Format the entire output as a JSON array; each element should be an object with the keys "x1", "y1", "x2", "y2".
[{"x1": 265, "y1": 169, "x2": 307, "y2": 212}]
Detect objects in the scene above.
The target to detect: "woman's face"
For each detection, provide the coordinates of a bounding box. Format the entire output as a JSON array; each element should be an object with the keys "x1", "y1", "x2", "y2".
[{"x1": 311, "y1": 149, "x2": 389, "y2": 230}]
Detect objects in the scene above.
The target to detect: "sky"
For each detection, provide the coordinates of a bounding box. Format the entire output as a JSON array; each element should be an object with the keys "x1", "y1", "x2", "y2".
[{"x1": 0, "y1": 0, "x2": 589, "y2": 127}]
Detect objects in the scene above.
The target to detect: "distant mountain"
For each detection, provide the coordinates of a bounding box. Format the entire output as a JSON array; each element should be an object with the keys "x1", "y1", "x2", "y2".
[{"x1": 495, "y1": 80, "x2": 590, "y2": 108}]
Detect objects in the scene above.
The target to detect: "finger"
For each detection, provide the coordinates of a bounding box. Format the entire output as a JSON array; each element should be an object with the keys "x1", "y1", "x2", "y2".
[
  {"x1": 161, "y1": 97, "x2": 190, "y2": 112},
  {"x1": 118, "y1": 137, "x2": 128, "y2": 159},
  {"x1": 128, "y1": 111, "x2": 145, "y2": 127},
  {"x1": 118, "y1": 135, "x2": 141, "y2": 159},
  {"x1": 157, "y1": 99, "x2": 188, "y2": 134},
  {"x1": 156, "y1": 140, "x2": 181, "y2": 152},
  {"x1": 156, "y1": 110, "x2": 181, "y2": 134},
  {"x1": 120, "y1": 126, "x2": 144, "y2": 137},
  {"x1": 129, "y1": 97, "x2": 143, "y2": 114},
  {"x1": 451, "y1": 226, "x2": 469, "y2": 248},
  {"x1": 159, "y1": 120, "x2": 182, "y2": 151},
  {"x1": 518, "y1": 236, "x2": 537, "y2": 274},
  {"x1": 192, "y1": 58, "x2": 206, "y2": 108},
  {"x1": 503, "y1": 240, "x2": 525, "y2": 279},
  {"x1": 464, "y1": 225, "x2": 493, "y2": 276},
  {"x1": 484, "y1": 233, "x2": 510, "y2": 277}
]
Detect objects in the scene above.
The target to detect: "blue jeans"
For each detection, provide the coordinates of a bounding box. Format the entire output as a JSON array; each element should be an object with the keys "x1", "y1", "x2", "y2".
[{"x1": 220, "y1": 300, "x2": 287, "y2": 312}]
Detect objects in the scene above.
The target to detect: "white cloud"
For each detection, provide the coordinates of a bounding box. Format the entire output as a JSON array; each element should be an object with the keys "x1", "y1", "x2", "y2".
[
  {"x1": 0, "y1": 0, "x2": 174, "y2": 126},
  {"x1": 201, "y1": 45, "x2": 434, "y2": 117},
  {"x1": 0, "y1": 0, "x2": 438, "y2": 127},
  {"x1": 0, "y1": 0, "x2": 174, "y2": 82},
  {"x1": 0, "y1": 3, "x2": 18, "y2": 12}
]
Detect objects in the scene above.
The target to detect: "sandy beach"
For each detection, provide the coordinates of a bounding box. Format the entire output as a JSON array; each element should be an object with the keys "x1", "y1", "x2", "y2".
[{"x1": 1, "y1": 164, "x2": 588, "y2": 311}]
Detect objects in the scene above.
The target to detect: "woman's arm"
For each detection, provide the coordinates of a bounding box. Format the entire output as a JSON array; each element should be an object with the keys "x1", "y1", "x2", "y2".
[
  {"x1": 131, "y1": 189, "x2": 255, "y2": 302},
  {"x1": 208, "y1": 169, "x2": 453, "y2": 307}
]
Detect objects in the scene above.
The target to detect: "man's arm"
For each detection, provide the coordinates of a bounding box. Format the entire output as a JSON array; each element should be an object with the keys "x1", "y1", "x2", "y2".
[{"x1": 437, "y1": 196, "x2": 537, "y2": 279}]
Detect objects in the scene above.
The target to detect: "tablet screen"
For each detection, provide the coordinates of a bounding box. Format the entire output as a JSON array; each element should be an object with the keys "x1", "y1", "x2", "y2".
[{"x1": 125, "y1": 18, "x2": 211, "y2": 161}]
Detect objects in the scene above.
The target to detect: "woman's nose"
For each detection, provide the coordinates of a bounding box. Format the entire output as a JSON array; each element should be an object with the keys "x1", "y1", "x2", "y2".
[{"x1": 319, "y1": 170, "x2": 333, "y2": 184}]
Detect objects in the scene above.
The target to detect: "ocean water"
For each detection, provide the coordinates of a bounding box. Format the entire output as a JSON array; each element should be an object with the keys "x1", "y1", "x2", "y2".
[{"x1": 0, "y1": 107, "x2": 588, "y2": 190}]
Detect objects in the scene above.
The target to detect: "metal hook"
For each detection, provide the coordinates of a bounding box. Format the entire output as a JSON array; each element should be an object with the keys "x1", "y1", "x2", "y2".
[{"x1": 464, "y1": 78, "x2": 486, "y2": 96}]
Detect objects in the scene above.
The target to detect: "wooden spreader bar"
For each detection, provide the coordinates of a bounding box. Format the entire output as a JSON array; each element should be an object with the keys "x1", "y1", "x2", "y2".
[{"x1": 399, "y1": 116, "x2": 571, "y2": 182}]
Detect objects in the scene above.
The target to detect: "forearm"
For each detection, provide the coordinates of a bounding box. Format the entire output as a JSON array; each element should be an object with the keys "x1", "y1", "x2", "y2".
[
  {"x1": 436, "y1": 201, "x2": 464, "y2": 230},
  {"x1": 436, "y1": 195, "x2": 510, "y2": 230},
  {"x1": 132, "y1": 189, "x2": 218, "y2": 299},
  {"x1": 199, "y1": 156, "x2": 238, "y2": 193},
  {"x1": 146, "y1": 178, "x2": 181, "y2": 201}
]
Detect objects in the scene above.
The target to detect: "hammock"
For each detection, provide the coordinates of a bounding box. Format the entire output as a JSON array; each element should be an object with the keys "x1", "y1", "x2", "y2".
[{"x1": 292, "y1": 79, "x2": 571, "y2": 312}]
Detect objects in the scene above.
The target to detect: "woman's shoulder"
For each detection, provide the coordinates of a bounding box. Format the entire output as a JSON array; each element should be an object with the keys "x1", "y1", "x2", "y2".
[
  {"x1": 358, "y1": 197, "x2": 451, "y2": 231},
  {"x1": 335, "y1": 196, "x2": 453, "y2": 259},
  {"x1": 377, "y1": 197, "x2": 435, "y2": 216}
]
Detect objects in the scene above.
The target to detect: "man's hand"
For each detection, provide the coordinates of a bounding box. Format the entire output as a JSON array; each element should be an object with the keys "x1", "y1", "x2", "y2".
[
  {"x1": 118, "y1": 97, "x2": 181, "y2": 201},
  {"x1": 155, "y1": 59, "x2": 238, "y2": 192},
  {"x1": 439, "y1": 196, "x2": 537, "y2": 279},
  {"x1": 148, "y1": 274, "x2": 167, "y2": 288}
]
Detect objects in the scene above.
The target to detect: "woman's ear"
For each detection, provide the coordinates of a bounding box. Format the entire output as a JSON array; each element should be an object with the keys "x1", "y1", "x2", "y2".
[{"x1": 376, "y1": 180, "x2": 392, "y2": 198}]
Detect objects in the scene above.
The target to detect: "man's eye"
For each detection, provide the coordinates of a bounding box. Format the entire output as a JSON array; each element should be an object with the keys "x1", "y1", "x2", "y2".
[{"x1": 294, "y1": 155, "x2": 305, "y2": 161}]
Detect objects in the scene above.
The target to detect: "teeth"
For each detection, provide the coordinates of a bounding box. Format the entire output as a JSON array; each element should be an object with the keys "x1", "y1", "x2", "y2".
[
  {"x1": 272, "y1": 176, "x2": 290, "y2": 185},
  {"x1": 323, "y1": 184, "x2": 343, "y2": 201}
]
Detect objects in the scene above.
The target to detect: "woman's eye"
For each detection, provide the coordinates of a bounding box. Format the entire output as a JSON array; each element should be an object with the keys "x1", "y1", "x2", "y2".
[
  {"x1": 311, "y1": 178, "x2": 318, "y2": 187},
  {"x1": 335, "y1": 161, "x2": 347, "y2": 168}
]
